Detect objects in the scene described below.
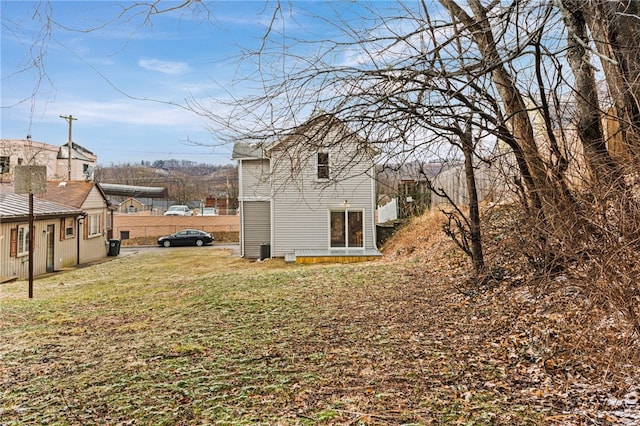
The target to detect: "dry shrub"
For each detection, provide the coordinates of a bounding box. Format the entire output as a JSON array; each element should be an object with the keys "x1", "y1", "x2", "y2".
[
  {"x1": 381, "y1": 209, "x2": 466, "y2": 265},
  {"x1": 571, "y1": 175, "x2": 640, "y2": 335},
  {"x1": 482, "y1": 169, "x2": 640, "y2": 335},
  {"x1": 478, "y1": 172, "x2": 640, "y2": 386},
  {"x1": 476, "y1": 200, "x2": 640, "y2": 390},
  {"x1": 381, "y1": 194, "x2": 639, "y2": 389}
]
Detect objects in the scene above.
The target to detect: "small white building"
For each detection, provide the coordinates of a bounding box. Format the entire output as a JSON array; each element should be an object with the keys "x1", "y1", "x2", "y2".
[
  {"x1": 232, "y1": 113, "x2": 381, "y2": 263},
  {"x1": 0, "y1": 180, "x2": 114, "y2": 280}
]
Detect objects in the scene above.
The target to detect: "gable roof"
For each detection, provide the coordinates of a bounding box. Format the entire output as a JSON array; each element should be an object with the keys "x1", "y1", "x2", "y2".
[
  {"x1": 0, "y1": 185, "x2": 84, "y2": 221},
  {"x1": 39, "y1": 181, "x2": 95, "y2": 208},
  {"x1": 267, "y1": 112, "x2": 368, "y2": 153},
  {"x1": 232, "y1": 112, "x2": 377, "y2": 161}
]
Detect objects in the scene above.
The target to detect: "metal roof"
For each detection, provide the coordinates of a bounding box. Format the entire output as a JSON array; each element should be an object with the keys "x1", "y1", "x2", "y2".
[
  {"x1": 0, "y1": 188, "x2": 84, "y2": 221},
  {"x1": 98, "y1": 183, "x2": 168, "y2": 198}
]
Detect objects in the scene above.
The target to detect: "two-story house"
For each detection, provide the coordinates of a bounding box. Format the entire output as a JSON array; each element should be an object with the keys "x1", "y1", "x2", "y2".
[{"x1": 232, "y1": 113, "x2": 381, "y2": 263}]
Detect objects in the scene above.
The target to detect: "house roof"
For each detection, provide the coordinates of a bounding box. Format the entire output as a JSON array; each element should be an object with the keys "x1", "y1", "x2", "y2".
[
  {"x1": 99, "y1": 183, "x2": 168, "y2": 198},
  {"x1": 231, "y1": 143, "x2": 266, "y2": 160},
  {"x1": 0, "y1": 185, "x2": 84, "y2": 221},
  {"x1": 267, "y1": 112, "x2": 374, "y2": 154},
  {"x1": 232, "y1": 112, "x2": 377, "y2": 161},
  {"x1": 120, "y1": 197, "x2": 146, "y2": 205},
  {"x1": 38, "y1": 181, "x2": 98, "y2": 208}
]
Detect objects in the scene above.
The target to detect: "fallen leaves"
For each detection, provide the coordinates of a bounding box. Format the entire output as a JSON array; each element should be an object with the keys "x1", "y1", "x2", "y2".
[{"x1": 1, "y1": 229, "x2": 639, "y2": 424}]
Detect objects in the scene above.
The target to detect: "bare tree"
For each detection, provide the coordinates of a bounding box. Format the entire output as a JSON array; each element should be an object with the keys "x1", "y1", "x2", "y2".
[
  {"x1": 580, "y1": 0, "x2": 640, "y2": 161},
  {"x1": 560, "y1": 0, "x2": 621, "y2": 183}
]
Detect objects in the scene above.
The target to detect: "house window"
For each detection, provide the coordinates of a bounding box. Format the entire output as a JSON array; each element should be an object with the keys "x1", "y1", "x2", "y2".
[
  {"x1": 317, "y1": 152, "x2": 329, "y2": 179},
  {"x1": 86, "y1": 213, "x2": 102, "y2": 237},
  {"x1": 0, "y1": 156, "x2": 9, "y2": 173},
  {"x1": 17, "y1": 225, "x2": 30, "y2": 256},
  {"x1": 330, "y1": 210, "x2": 363, "y2": 248}
]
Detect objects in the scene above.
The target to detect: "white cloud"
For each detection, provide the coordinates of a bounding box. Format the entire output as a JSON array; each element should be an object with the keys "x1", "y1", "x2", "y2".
[
  {"x1": 138, "y1": 58, "x2": 191, "y2": 75},
  {"x1": 13, "y1": 98, "x2": 200, "y2": 129}
]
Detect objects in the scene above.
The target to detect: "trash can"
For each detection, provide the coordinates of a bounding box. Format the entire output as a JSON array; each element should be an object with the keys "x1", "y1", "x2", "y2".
[
  {"x1": 259, "y1": 243, "x2": 270, "y2": 260},
  {"x1": 108, "y1": 239, "x2": 121, "y2": 256}
]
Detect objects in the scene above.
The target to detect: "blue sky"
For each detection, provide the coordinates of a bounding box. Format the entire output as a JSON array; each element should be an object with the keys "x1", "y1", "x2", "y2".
[{"x1": 2, "y1": 1, "x2": 376, "y2": 165}]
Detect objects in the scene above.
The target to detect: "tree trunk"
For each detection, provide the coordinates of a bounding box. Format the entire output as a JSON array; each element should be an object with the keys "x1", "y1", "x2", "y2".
[
  {"x1": 461, "y1": 127, "x2": 484, "y2": 274},
  {"x1": 561, "y1": 0, "x2": 622, "y2": 183},
  {"x1": 440, "y1": 0, "x2": 563, "y2": 217},
  {"x1": 582, "y1": 0, "x2": 640, "y2": 160}
]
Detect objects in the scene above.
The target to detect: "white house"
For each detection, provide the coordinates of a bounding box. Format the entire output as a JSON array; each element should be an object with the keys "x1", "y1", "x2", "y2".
[{"x1": 232, "y1": 113, "x2": 381, "y2": 263}]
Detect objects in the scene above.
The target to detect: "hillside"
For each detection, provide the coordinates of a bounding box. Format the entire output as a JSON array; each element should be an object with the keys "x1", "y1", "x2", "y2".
[
  {"x1": 96, "y1": 161, "x2": 238, "y2": 205},
  {"x1": 380, "y1": 209, "x2": 640, "y2": 423}
]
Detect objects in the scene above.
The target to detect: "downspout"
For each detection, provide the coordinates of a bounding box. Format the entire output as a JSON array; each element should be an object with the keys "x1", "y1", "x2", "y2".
[
  {"x1": 371, "y1": 163, "x2": 378, "y2": 250},
  {"x1": 77, "y1": 215, "x2": 85, "y2": 265},
  {"x1": 237, "y1": 160, "x2": 244, "y2": 258},
  {"x1": 269, "y1": 156, "x2": 274, "y2": 258}
]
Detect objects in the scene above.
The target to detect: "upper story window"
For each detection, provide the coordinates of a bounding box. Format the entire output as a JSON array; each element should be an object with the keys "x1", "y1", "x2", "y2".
[
  {"x1": 317, "y1": 152, "x2": 329, "y2": 179},
  {"x1": 0, "y1": 156, "x2": 9, "y2": 174}
]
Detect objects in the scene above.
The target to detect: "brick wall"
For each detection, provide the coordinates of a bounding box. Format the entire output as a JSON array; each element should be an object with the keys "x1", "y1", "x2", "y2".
[{"x1": 113, "y1": 212, "x2": 239, "y2": 242}]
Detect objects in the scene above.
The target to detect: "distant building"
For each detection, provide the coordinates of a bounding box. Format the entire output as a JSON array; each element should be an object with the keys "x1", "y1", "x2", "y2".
[{"x1": 0, "y1": 138, "x2": 97, "y2": 183}]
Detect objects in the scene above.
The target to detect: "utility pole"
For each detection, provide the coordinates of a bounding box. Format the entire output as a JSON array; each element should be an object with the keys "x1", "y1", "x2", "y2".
[{"x1": 60, "y1": 114, "x2": 77, "y2": 180}]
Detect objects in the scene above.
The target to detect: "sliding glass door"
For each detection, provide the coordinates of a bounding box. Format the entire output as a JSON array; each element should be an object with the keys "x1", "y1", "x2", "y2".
[{"x1": 330, "y1": 210, "x2": 363, "y2": 248}]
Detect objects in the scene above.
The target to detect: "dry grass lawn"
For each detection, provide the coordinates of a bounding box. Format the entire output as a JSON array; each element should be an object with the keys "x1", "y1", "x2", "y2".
[{"x1": 1, "y1": 216, "x2": 639, "y2": 425}]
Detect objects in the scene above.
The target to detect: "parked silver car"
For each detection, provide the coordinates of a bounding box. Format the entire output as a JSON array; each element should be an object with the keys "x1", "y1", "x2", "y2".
[{"x1": 164, "y1": 205, "x2": 192, "y2": 216}]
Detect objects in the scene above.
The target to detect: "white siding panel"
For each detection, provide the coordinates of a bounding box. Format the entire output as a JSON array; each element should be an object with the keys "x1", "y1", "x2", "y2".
[
  {"x1": 240, "y1": 159, "x2": 271, "y2": 200},
  {"x1": 271, "y1": 142, "x2": 377, "y2": 256}
]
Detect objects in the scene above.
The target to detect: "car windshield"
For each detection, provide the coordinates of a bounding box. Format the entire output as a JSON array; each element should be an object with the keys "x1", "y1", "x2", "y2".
[{"x1": 168, "y1": 206, "x2": 186, "y2": 211}]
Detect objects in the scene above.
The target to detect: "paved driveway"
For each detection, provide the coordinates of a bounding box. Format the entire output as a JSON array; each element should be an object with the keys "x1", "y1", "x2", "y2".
[{"x1": 120, "y1": 243, "x2": 240, "y2": 257}]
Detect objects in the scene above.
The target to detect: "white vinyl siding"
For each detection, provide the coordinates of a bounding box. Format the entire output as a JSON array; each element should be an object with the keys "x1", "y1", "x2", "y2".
[
  {"x1": 240, "y1": 159, "x2": 271, "y2": 200},
  {"x1": 269, "y1": 138, "x2": 376, "y2": 257},
  {"x1": 235, "y1": 116, "x2": 378, "y2": 259}
]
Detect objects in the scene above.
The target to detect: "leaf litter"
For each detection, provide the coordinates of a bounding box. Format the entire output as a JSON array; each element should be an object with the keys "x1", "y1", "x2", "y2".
[{"x1": 0, "y1": 220, "x2": 638, "y2": 425}]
